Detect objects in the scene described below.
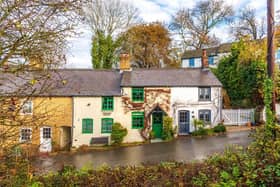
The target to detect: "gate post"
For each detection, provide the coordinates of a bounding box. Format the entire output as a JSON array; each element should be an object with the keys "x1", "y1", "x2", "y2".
[{"x1": 238, "y1": 109, "x2": 240, "y2": 126}]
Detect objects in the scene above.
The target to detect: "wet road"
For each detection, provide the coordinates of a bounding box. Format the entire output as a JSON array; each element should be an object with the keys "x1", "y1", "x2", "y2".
[{"x1": 33, "y1": 131, "x2": 252, "y2": 173}]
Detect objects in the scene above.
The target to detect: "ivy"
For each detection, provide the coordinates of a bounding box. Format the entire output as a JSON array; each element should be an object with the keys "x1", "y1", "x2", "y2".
[{"x1": 213, "y1": 39, "x2": 267, "y2": 108}]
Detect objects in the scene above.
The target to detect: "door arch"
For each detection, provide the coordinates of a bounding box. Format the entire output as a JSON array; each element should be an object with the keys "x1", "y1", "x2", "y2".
[{"x1": 151, "y1": 106, "x2": 165, "y2": 139}]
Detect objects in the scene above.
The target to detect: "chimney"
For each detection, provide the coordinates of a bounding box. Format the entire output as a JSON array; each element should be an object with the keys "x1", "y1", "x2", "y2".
[
  {"x1": 201, "y1": 49, "x2": 209, "y2": 70},
  {"x1": 29, "y1": 56, "x2": 44, "y2": 70},
  {"x1": 119, "y1": 53, "x2": 131, "y2": 71}
]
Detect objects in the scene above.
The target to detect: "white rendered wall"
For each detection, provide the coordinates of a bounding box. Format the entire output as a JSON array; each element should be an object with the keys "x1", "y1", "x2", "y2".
[{"x1": 171, "y1": 87, "x2": 222, "y2": 133}]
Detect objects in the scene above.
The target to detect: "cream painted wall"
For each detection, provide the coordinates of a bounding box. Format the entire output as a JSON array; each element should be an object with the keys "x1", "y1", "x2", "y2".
[
  {"x1": 171, "y1": 87, "x2": 222, "y2": 133},
  {"x1": 72, "y1": 86, "x2": 222, "y2": 147},
  {"x1": 72, "y1": 95, "x2": 144, "y2": 147}
]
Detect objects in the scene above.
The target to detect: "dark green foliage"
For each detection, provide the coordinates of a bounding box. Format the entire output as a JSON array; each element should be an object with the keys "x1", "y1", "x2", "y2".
[
  {"x1": 213, "y1": 41, "x2": 266, "y2": 107},
  {"x1": 0, "y1": 153, "x2": 31, "y2": 187},
  {"x1": 2, "y1": 127, "x2": 280, "y2": 186},
  {"x1": 213, "y1": 123, "x2": 226, "y2": 133},
  {"x1": 91, "y1": 31, "x2": 123, "y2": 69},
  {"x1": 192, "y1": 127, "x2": 208, "y2": 136},
  {"x1": 111, "y1": 122, "x2": 127, "y2": 145},
  {"x1": 162, "y1": 116, "x2": 175, "y2": 141}
]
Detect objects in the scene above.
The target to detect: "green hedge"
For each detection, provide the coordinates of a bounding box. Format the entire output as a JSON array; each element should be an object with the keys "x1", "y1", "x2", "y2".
[{"x1": 1, "y1": 127, "x2": 280, "y2": 186}]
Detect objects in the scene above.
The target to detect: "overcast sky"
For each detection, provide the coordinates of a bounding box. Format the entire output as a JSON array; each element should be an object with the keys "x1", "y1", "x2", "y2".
[{"x1": 66, "y1": 0, "x2": 280, "y2": 69}]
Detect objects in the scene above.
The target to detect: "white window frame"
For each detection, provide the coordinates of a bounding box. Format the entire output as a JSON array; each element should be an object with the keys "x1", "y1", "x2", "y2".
[
  {"x1": 21, "y1": 100, "x2": 33, "y2": 115},
  {"x1": 19, "y1": 128, "x2": 32, "y2": 143}
]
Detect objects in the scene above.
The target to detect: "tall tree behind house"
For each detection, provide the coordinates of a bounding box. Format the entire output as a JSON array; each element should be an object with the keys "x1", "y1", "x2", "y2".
[
  {"x1": 169, "y1": 0, "x2": 233, "y2": 51},
  {"x1": 83, "y1": 0, "x2": 140, "y2": 69}
]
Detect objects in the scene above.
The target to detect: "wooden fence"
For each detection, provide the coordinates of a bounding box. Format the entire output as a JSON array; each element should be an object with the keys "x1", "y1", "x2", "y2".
[{"x1": 222, "y1": 109, "x2": 255, "y2": 126}]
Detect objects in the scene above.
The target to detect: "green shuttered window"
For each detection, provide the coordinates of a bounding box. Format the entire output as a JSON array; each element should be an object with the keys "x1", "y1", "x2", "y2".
[
  {"x1": 132, "y1": 112, "x2": 144, "y2": 129},
  {"x1": 102, "y1": 96, "x2": 114, "y2": 111},
  {"x1": 101, "y1": 118, "x2": 113, "y2": 133},
  {"x1": 82, "y1": 118, "x2": 93, "y2": 134},
  {"x1": 132, "y1": 87, "x2": 144, "y2": 102}
]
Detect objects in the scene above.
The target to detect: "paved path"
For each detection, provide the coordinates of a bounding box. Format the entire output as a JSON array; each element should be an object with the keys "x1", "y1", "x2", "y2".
[{"x1": 32, "y1": 131, "x2": 252, "y2": 173}]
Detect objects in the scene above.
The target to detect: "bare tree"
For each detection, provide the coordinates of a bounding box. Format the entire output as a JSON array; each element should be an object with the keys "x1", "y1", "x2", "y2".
[
  {"x1": 83, "y1": 0, "x2": 139, "y2": 37},
  {"x1": 231, "y1": 7, "x2": 265, "y2": 40},
  {"x1": 0, "y1": 0, "x2": 84, "y2": 68},
  {"x1": 0, "y1": 0, "x2": 84, "y2": 157},
  {"x1": 169, "y1": 0, "x2": 233, "y2": 50}
]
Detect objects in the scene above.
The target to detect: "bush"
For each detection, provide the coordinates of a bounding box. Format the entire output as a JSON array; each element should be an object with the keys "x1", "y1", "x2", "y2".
[
  {"x1": 4, "y1": 127, "x2": 280, "y2": 186},
  {"x1": 193, "y1": 119, "x2": 204, "y2": 130},
  {"x1": 192, "y1": 127, "x2": 208, "y2": 136},
  {"x1": 162, "y1": 116, "x2": 175, "y2": 141},
  {"x1": 213, "y1": 124, "x2": 226, "y2": 133},
  {"x1": 111, "y1": 122, "x2": 127, "y2": 145}
]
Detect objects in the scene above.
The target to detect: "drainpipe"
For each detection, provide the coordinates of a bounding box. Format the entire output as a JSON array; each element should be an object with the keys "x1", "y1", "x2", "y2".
[{"x1": 70, "y1": 97, "x2": 74, "y2": 149}]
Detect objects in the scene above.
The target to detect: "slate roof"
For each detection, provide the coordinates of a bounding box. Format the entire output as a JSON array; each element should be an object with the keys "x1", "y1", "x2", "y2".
[
  {"x1": 182, "y1": 43, "x2": 232, "y2": 59},
  {"x1": 0, "y1": 69, "x2": 122, "y2": 96},
  {"x1": 121, "y1": 68, "x2": 222, "y2": 87},
  {"x1": 0, "y1": 68, "x2": 222, "y2": 96}
]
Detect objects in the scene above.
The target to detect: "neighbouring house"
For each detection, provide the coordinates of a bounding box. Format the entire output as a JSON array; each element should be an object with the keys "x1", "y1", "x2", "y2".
[
  {"x1": 182, "y1": 43, "x2": 280, "y2": 69},
  {"x1": 181, "y1": 43, "x2": 232, "y2": 68},
  {"x1": 0, "y1": 71, "x2": 72, "y2": 153},
  {"x1": 0, "y1": 52, "x2": 222, "y2": 150}
]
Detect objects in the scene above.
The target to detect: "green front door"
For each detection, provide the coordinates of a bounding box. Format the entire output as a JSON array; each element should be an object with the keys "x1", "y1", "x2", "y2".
[{"x1": 152, "y1": 112, "x2": 163, "y2": 138}]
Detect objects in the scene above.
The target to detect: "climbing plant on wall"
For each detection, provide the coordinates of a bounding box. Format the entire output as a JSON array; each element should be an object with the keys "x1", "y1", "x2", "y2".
[{"x1": 213, "y1": 39, "x2": 267, "y2": 108}]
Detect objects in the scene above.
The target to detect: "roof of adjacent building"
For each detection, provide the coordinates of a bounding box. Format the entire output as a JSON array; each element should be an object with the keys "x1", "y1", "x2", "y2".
[
  {"x1": 182, "y1": 42, "x2": 232, "y2": 59},
  {"x1": 0, "y1": 68, "x2": 222, "y2": 96},
  {"x1": 0, "y1": 69, "x2": 122, "y2": 96}
]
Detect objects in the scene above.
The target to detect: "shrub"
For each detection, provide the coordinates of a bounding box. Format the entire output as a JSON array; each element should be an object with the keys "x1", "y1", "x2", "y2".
[
  {"x1": 149, "y1": 131, "x2": 155, "y2": 140},
  {"x1": 193, "y1": 119, "x2": 204, "y2": 130},
  {"x1": 192, "y1": 127, "x2": 208, "y2": 136},
  {"x1": 162, "y1": 116, "x2": 175, "y2": 141},
  {"x1": 213, "y1": 124, "x2": 226, "y2": 133},
  {"x1": 111, "y1": 123, "x2": 127, "y2": 145}
]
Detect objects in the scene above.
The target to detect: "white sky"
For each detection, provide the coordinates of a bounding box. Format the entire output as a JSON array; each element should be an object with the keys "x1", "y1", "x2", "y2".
[{"x1": 66, "y1": 0, "x2": 280, "y2": 68}]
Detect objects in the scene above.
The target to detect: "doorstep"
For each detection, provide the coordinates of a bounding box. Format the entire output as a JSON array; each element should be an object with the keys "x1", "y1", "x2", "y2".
[{"x1": 151, "y1": 138, "x2": 163, "y2": 143}]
